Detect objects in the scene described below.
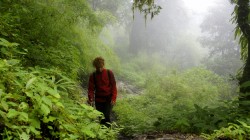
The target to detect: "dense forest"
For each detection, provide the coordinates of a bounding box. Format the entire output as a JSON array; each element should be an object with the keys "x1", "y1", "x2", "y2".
[{"x1": 0, "y1": 0, "x2": 250, "y2": 140}]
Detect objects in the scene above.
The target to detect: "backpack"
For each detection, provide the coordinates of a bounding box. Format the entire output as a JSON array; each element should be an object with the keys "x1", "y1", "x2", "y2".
[{"x1": 93, "y1": 69, "x2": 111, "y2": 88}]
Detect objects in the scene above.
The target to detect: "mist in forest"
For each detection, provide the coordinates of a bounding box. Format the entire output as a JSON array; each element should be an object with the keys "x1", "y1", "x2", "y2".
[
  {"x1": 98, "y1": 0, "x2": 242, "y2": 76},
  {"x1": 1, "y1": 1, "x2": 248, "y2": 138}
]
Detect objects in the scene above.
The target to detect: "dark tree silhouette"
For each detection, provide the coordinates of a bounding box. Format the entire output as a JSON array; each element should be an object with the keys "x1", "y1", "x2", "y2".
[{"x1": 235, "y1": 0, "x2": 250, "y2": 111}]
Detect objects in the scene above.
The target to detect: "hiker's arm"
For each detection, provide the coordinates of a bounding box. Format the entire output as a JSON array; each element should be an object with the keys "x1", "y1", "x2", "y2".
[
  {"x1": 110, "y1": 71, "x2": 117, "y2": 104},
  {"x1": 88, "y1": 74, "x2": 95, "y2": 102}
]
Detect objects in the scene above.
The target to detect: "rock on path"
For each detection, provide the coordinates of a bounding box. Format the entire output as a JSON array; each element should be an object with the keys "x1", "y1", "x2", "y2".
[
  {"x1": 119, "y1": 133, "x2": 204, "y2": 140},
  {"x1": 117, "y1": 80, "x2": 143, "y2": 94}
]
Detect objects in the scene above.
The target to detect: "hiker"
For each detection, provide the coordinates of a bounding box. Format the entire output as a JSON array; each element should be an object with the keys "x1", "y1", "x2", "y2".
[{"x1": 87, "y1": 56, "x2": 117, "y2": 126}]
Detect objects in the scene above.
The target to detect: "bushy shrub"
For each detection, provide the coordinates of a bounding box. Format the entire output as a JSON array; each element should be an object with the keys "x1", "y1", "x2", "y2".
[
  {"x1": 0, "y1": 38, "x2": 120, "y2": 139},
  {"x1": 0, "y1": 0, "x2": 120, "y2": 81},
  {"x1": 114, "y1": 67, "x2": 233, "y2": 135},
  {"x1": 0, "y1": 0, "x2": 122, "y2": 139},
  {"x1": 202, "y1": 119, "x2": 250, "y2": 140}
]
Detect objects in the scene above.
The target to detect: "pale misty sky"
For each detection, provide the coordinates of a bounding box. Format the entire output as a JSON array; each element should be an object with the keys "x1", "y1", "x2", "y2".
[
  {"x1": 183, "y1": 0, "x2": 217, "y2": 13},
  {"x1": 184, "y1": 0, "x2": 217, "y2": 23},
  {"x1": 183, "y1": 0, "x2": 218, "y2": 34},
  {"x1": 183, "y1": 0, "x2": 218, "y2": 58}
]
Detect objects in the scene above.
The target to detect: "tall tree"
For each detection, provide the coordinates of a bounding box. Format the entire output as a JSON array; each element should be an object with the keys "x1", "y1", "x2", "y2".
[
  {"x1": 130, "y1": 0, "x2": 189, "y2": 54},
  {"x1": 132, "y1": 0, "x2": 250, "y2": 110},
  {"x1": 234, "y1": 0, "x2": 250, "y2": 110},
  {"x1": 129, "y1": 0, "x2": 201, "y2": 69},
  {"x1": 199, "y1": 1, "x2": 242, "y2": 76},
  {"x1": 87, "y1": 0, "x2": 132, "y2": 25}
]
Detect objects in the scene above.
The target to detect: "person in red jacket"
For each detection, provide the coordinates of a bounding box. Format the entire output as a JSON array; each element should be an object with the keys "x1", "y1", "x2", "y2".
[{"x1": 88, "y1": 57, "x2": 117, "y2": 125}]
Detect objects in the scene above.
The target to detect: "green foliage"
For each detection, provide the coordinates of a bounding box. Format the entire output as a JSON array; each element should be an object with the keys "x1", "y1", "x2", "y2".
[
  {"x1": 114, "y1": 67, "x2": 233, "y2": 135},
  {"x1": 119, "y1": 53, "x2": 151, "y2": 87},
  {"x1": 0, "y1": 0, "x2": 120, "y2": 80},
  {"x1": 199, "y1": 1, "x2": 242, "y2": 77},
  {"x1": 195, "y1": 81, "x2": 250, "y2": 138},
  {"x1": 187, "y1": 102, "x2": 240, "y2": 134},
  {"x1": 0, "y1": 0, "x2": 122, "y2": 139},
  {"x1": 114, "y1": 98, "x2": 154, "y2": 135},
  {"x1": 202, "y1": 119, "x2": 250, "y2": 140},
  {"x1": 132, "y1": 0, "x2": 162, "y2": 20},
  {"x1": 0, "y1": 38, "x2": 120, "y2": 139},
  {"x1": 231, "y1": 2, "x2": 248, "y2": 61}
]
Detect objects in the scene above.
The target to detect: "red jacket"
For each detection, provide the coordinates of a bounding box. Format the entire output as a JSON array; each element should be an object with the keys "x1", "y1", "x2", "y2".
[{"x1": 88, "y1": 69, "x2": 117, "y2": 103}]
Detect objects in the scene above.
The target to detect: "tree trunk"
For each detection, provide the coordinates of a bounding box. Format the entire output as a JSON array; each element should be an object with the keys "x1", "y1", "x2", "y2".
[
  {"x1": 92, "y1": 0, "x2": 97, "y2": 11},
  {"x1": 237, "y1": 0, "x2": 250, "y2": 111}
]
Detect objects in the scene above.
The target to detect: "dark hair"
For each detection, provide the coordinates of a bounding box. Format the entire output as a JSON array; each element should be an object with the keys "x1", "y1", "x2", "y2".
[{"x1": 92, "y1": 57, "x2": 104, "y2": 68}]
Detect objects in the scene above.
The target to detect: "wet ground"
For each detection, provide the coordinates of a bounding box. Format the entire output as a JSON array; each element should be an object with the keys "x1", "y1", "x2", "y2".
[{"x1": 118, "y1": 133, "x2": 204, "y2": 140}]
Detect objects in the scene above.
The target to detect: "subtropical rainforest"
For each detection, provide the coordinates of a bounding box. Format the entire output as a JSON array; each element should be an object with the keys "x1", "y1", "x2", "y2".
[{"x1": 0, "y1": 0, "x2": 250, "y2": 140}]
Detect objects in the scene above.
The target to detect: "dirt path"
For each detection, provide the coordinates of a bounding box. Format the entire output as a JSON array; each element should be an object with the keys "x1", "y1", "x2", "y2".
[{"x1": 118, "y1": 133, "x2": 204, "y2": 140}]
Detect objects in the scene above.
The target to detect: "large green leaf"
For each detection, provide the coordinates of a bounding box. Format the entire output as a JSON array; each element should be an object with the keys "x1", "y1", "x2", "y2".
[
  {"x1": 19, "y1": 132, "x2": 30, "y2": 140},
  {"x1": 0, "y1": 38, "x2": 11, "y2": 47},
  {"x1": 26, "y1": 77, "x2": 37, "y2": 89},
  {"x1": 6, "y1": 59, "x2": 20, "y2": 66},
  {"x1": 40, "y1": 104, "x2": 50, "y2": 116},
  {"x1": 241, "y1": 81, "x2": 250, "y2": 88},
  {"x1": 0, "y1": 110, "x2": 7, "y2": 120},
  {"x1": 29, "y1": 126, "x2": 40, "y2": 135},
  {"x1": 82, "y1": 129, "x2": 96, "y2": 138},
  {"x1": 18, "y1": 112, "x2": 29, "y2": 122},
  {"x1": 8, "y1": 101, "x2": 18, "y2": 107},
  {"x1": 7, "y1": 109, "x2": 19, "y2": 118},
  {"x1": 55, "y1": 102, "x2": 64, "y2": 108},
  {"x1": 1, "y1": 100, "x2": 9, "y2": 111},
  {"x1": 42, "y1": 96, "x2": 52, "y2": 107},
  {"x1": 43, "y1": 116, "x2": 56, "y2": 123},
  {"x1": 19, "y1": 102, "x2": 29, "y2": 110},
  {"x1": 25, "y1": 91, "x2": 33, "y2": 97},
  {"x1": 30, "y1": 118, "x2": 40, "y2": 129},
  {"x1": 238, "y1": 120, "x2": 250, "y2": 129},
  {"x1": 47, "y1": 88, "x2": 60, "y2": 98},
  {"x1": 68, "y1": 134, "x2": 80, "y2": 139}
]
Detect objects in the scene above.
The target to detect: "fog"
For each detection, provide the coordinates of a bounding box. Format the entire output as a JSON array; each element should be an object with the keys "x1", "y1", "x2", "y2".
[
  {"x1": 98, "y1": 0, "x2": 242, "y2": 75},
  {"x1": 184, "y1": 0, "x2": 217, "y2": 34}
]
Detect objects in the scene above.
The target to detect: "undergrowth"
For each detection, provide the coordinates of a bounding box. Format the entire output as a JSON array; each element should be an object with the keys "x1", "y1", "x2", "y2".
[
  {"x1": 114, "y1": 68, "x2": 238, "y2": 136},
  {"x1": 0, "y1": 38, "x2": 120, "y2": 139}
]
